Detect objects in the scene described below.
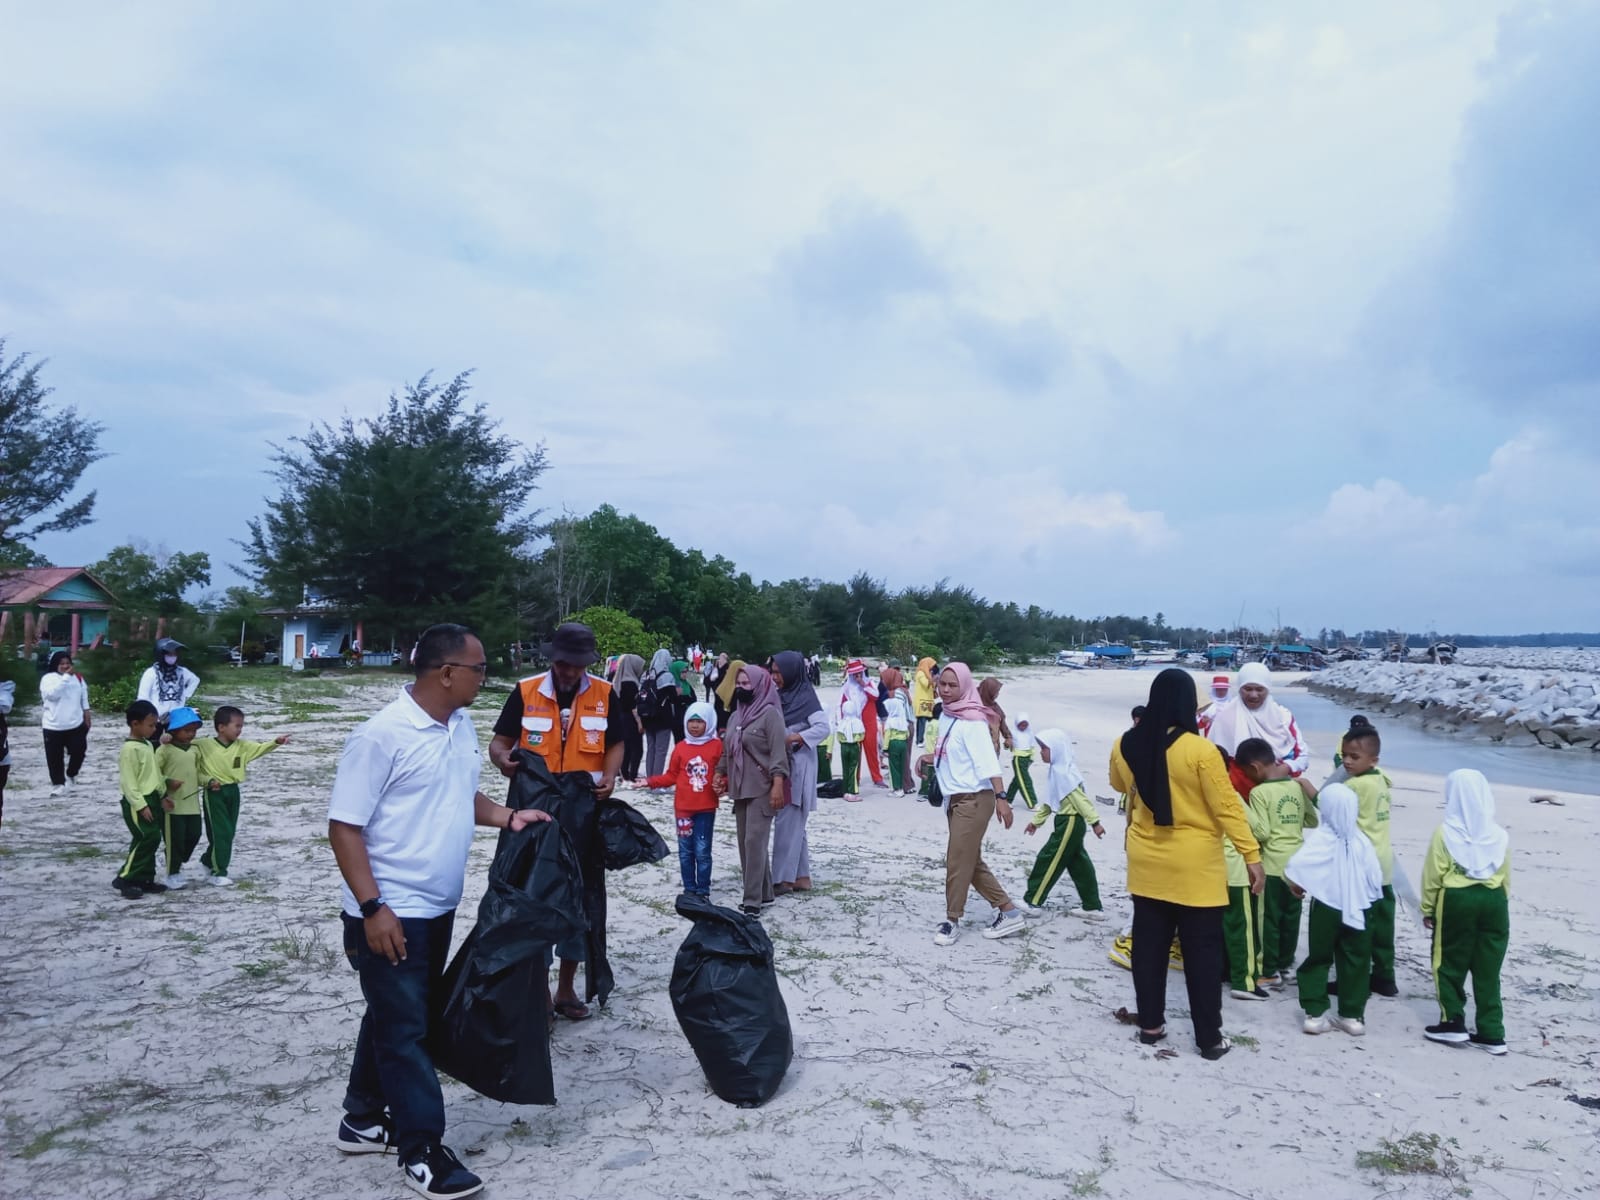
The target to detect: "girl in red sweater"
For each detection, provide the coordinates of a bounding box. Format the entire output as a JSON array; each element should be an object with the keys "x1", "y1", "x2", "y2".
[{"x1": 647, "y1": 701, "x2": 723, "y2": 896}]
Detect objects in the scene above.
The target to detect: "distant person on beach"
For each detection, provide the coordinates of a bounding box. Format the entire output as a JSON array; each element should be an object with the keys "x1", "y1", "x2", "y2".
[
  {"x1": 1004, "y1": 712, "x2": 1039, "y2": 810},
  {"x1": 641, "y1": 650, "x2": 680, "y2": 776},
  {"x1": 979, "y1": 676, "x2": 1013, "y2": 753},
  {"x1": 1421, "y1": 769, "x2": 1511, "y2": 1055},
  {"x1": 1111, "y1": 668, "x2": 1263, "y2": 1060},
  {"x1": 769, "y1": 651, "x2": 829, "y2": 896},
  {"x1": 1233, "y1": 737, "x2": 1318, "y2": 992},
  {"x1": 137, "y1": 637, "x2": 199, "y2": 740},
  {"x1": 920, "y1": 663, "x2": 1025, "y2": 947},
  {"x1": 880, "y1": 664, "x2": 913, "y2": 792},
  {"x1": 712, "y1": 656, "x2": 744, "y2": 736},
  {"x1": 704, "y1": 652, "x2": 733, "y2": 732},
  {"x1": 114, "y1": 700, "x2": 178, "y2": 900},
  {"x1": 912, "y1": 657, "x2": 937, "y2": 746},
  {"x1": 1338, "y1": 719, "x2": 1399, "y2": 999},
  {"x1": 834, "y1": 660, "x2": 871, "y2": 800},
  {"x1": 1197, "y1": 674, "x2": 1230, "y2": 731},
  {"x1": 854, "y1": 660, "x2": 887, "y2": 789},
  {"x1": 194, "y1": 704, "x2": 290, "y2": 886},
  {"x1": 330, "y1": 623, "x2": 549, "y2": 1197},
  {"x1": 41, "y1": 650, "x2": 91, "y2": 796},
  {"x1": 1204, "y1": 662, "x2": 1310, "y2": 776},
  {"x1": 0, "y1": 679, "x2": 12, "y2": 829},
  {"x1": 611, "y1": 654, "x2": 647, "y2": 785}
]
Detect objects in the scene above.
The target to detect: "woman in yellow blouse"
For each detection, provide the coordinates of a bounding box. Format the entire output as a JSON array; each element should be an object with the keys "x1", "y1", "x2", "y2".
[{"x1": 1111, "y1": 669, "x2": 1265, "y2": 1060}]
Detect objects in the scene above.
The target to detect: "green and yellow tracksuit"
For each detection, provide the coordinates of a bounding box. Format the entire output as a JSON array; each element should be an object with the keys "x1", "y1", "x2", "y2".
[
  {"x1": 1005, "y1": 748, "x2": 1039, "y2": 809},
  {"x1": 1422, "y1": 828, "x2": 1511, "y2": 1042},
  {"x1": 1221, "y1": 797, "x2": 1270, "y2": 991},
  {"x1": 1024, "y1": 786, "x2": 1102, "y2": 910},
  {"x1": 155, "y1": 742, "x2": 204, "y2": 877},
  {"x1": 194, "y1": 736, "x2": 278, "y2": 877},
  {"x1": 1250, "y1": 778, "x2": 1318, "y2": 977},
  {"x1": 1347, "y1": 768, "x2": 1396, "y2": 987},
  {"x1": 816, "y1": 733, "x2": 834, "y2": 784},
  {"x1": 116, "y1": 738, "x2": 166, "y2": 886}
]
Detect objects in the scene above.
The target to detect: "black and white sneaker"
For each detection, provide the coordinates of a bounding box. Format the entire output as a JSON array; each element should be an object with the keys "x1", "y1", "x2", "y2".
[
  {"x1": 1469, "y1": 1032, "x2": 1508, "y2": 1056},
  {"x1": 335, "y1": 1111, "x2": 394, "y2": 1154},
  {"x1": 402, "y1": 1143, "x2": 484, "y2": 1199},
  {"x1": 1424, "y1": 1019, "x2": 1469, "y2": 1045}
]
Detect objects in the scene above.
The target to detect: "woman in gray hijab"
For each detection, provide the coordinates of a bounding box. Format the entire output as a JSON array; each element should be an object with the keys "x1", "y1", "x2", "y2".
[
  {"x1": 768, "y1": 650, "x2": 829, "y2": 895},
  {"x1": 612, "y1": 653, "x2": 647, "y2": 784},
  {"x1": 642, "y1": 648, "x2": 679, "y2": 777}
]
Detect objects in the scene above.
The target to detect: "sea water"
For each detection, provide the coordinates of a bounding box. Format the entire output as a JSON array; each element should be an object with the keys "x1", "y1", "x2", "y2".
[{"x1": 1281, "y1": 687, "x2": 1600, "y2": 796}]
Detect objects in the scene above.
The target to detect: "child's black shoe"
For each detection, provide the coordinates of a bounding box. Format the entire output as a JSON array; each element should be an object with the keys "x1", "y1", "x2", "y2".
[{"x1": 1424, "y1": 1019, "x2": 1468, "y2": 1045}]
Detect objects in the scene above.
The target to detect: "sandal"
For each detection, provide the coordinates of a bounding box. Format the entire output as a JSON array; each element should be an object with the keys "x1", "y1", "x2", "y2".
[
  {"x1": 792, "y1": 877, "x2": 812, "y2": 892},
  {"x1": 1137, "y1": 1026, "x2": 1167, "y2": 1045},
  {"x1": 773, "y1": 883, "x2": 795, "y2": 897},
  {"x1": 553, "y1": 999, "x2": 591, "y2": 1021}
]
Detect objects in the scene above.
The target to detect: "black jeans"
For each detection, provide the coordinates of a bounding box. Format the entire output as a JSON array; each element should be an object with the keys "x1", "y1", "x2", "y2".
[
  {"x1": 621, "y1": 722, "x2": 643, "y2": 782},
  {"x1": 1131, "y1": 895, "x2": 1226, "y2": 1050},
  {"x1": 43, "y1": 723, "x2": 89, "y2": 786},
  {"x1": 341, "y1": 911, "x2": 456, "y2": 1159}
]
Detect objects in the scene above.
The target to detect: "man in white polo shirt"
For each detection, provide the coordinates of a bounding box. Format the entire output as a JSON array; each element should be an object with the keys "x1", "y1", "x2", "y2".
[{"x1": 328, "y1": 623, "x2": 549, "y2": 1200}]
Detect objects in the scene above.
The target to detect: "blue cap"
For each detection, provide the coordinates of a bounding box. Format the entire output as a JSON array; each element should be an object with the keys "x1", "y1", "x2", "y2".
[{"x1": 167, "y1": 706, "x2": 202, "y2": 730}]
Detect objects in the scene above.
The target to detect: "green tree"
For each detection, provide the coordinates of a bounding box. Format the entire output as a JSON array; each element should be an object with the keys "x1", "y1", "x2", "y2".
[
  {"x1": 244, "y1": 372, "x2": 545, "y2": 648},
  {"x1": 0, "y1": 339, "x2": 105, "y2": 562},
  {"x1": 564, "y1": 605, "x2": 662, "y2": 661},
  {"x1": 91, "y1": 543, "x2": 212, "y2": 616}
]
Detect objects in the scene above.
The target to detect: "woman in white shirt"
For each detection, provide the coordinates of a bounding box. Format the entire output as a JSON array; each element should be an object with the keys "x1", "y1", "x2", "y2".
[
  {"x1": 40, "y1": 650, "x2": 91, "y2": 796},
  {"x1": 136, "y1": 637, "x2": 200, "y2": 733},
  {"x1": 917, "y1": 663, "x2": 1026, "y2": 947}
]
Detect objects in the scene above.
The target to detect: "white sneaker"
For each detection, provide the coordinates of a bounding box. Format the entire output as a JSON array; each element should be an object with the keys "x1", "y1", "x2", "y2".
[
  {"x1": 166, "y1": 873, "x2": 189, "y2": 891},
  {"x1": 933, "y1": 920, "x2": 960, "y2": 947},
  {"x1": 210, "y1": 874, "x2": 236, "y2": 888},
  {"x1": 1231, "y1": 987, "x2": 1270, "y2": 1001},
  {"x1": 1071, "y1": 908, "x2": 1108, "y2": 922},
  {"x1": 983, "y1": 911, "x2": 1027, "y2": 940},
  {"x1": 1302, "y1": 1014, "x2": 1333, "y2": 1035},
  {"x1": 1016, "y1": 900, "x2": 1046, "y2": 919},
  {"x1": 1331, "y1": 1015, "x2": 1366, "y2": 1037},
  {"x1": 50, "y1": 786, "x2": 64, "y2": 798}
]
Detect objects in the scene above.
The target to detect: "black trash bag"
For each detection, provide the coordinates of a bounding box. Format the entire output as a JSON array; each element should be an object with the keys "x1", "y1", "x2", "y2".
[
  {"x1": 670, "y1": 893, "x2": 792, "y2": 1107},
  {"x1": 507, "y1": 751, "x2": 614, "y2": 1006},
  {"x1": 433, "y1": 817, "x2": 587, "y2": 1104},
  {"x1": 817, "y1": 779, "x2": 845, "y2": 800},
  {"x1": 599, "y1": 799, "x2": 670, "y2": 869}
]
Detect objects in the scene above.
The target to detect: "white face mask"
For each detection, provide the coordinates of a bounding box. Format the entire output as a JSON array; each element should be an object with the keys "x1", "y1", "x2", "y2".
[{"x1": 163, "y1": 654, "x2": 178, "y2": 666}]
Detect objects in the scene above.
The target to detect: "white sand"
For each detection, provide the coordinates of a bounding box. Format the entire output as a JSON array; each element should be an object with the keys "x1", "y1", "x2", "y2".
[{"x1": 1, "y1": 665, "x2": 1595, "y2": 1199}]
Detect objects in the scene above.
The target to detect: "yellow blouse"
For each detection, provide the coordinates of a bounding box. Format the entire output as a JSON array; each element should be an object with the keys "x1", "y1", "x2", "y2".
[{"x1": 1110, "y1": 730, "x2": 1261, "y2": 907}]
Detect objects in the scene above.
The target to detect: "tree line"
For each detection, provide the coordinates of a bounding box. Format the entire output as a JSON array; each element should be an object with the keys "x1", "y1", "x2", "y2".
[{"x1": 4, "y1": 342, "x2": 1593, "y2": 670}]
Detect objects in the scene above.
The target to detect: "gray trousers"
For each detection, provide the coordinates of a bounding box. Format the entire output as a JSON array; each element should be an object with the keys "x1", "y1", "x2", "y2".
[
  {"x1": 734, "y1": 795, "x2": 776, "y2": 909},
  {"x1": 646, "y1": 730, "x2": 673, "y2": 777},
  {"x1": 771, "y1": 805, "x2": 810, "y2": 884}
]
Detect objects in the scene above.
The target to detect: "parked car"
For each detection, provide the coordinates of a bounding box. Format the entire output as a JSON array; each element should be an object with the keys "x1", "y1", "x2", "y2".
[{"x1": 230, "y1": 645, "x2": 281, "y2": 665}]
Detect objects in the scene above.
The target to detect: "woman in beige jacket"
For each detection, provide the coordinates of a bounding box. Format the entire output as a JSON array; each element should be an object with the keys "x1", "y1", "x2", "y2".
[{"x1": 714, "y1": 663, "x2": 790, "y2": 916}]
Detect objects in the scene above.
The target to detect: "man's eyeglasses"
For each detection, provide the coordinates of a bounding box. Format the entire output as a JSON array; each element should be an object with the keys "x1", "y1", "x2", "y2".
[{"x1": 440, "y1": 661, "x2": 489, "y2": 676}]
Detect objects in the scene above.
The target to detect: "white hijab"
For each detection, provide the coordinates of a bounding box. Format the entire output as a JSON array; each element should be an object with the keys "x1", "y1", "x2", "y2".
[
  {"x1": 1034, "y1": 728, "x2": 1085, "y2": 810},
  {"x1": 682, "y1": 701, "x2": 718, "y2": 745},
  {"x1": 1442, "y1": 769, "x2": 1508, "y2": 880},
  {"x1": 1285, "y1": 783, "x2": 1384, "y2": 929},
  {"x1": 1206, "y1": 663, "x2": 1298, "y2": 759},
  {"x1": 649, "y1": 648, "x2": 675, "y2": 689}
]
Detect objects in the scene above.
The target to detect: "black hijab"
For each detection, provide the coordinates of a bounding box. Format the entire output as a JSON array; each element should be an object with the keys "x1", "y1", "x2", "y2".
[
  {"x1": 1119, "y1": 668, "x2": 1200, "y2": 827},
  {"x1": 771, "y1": 650, "x2": 823, "y2": 729}
]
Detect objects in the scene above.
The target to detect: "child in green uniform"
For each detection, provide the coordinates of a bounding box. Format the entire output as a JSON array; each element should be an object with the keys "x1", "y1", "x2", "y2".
[
  {"x1": 1016, "y1": 729, "x2": 1106, "y2": 919},
  {"x1": 1339, "y1": 721, "x2": 1397, "y2": 996},
  {"x1": 1235, "y1": 737, "x2": 1320, "y2": 988},
  {"x1": 115, "y1": 700, "x2": 179, "y2": 900},
  {"x1": 816, "y1": 731, "x2": 834, "y2": 784},
  {"x1": 1286, "y1": 782, "x2": 1385, "y2": 1037},
  {"x1": 156, "y1": 707, "x2": 206, "y2": 888},
  {"x1": 1422, "y1": 769, "x2": 1511, "y2": 1055},
  {"x1": 193, "y1": 705, "x2": 288, "y2": 887},
  {"x1": 917, "y1": 703, "x2": 941, "y2": 798},
  {"x1": 883, "y1": 690, "x2": 912, "y2": 792},
  {"x1": 1004, "y1": 713, "x2": 1040, "y2": 809},
  {"x1": 1221, "y1": 791, "x2": 1270, "y2": 1000}
]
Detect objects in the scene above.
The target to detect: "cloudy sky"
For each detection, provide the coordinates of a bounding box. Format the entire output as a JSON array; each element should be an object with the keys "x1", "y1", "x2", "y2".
[{"x1": 5, "y1": 1, "x2": 1596, "y2": 634}]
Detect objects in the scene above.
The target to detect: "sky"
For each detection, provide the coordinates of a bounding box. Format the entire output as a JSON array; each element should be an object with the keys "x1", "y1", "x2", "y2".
[{"x1": 4, "y1": 1, "x2": 1597, "y2": 635}]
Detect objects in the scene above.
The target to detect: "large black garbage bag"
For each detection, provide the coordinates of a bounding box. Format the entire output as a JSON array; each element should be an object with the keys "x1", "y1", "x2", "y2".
[
  {"x1": 433, "y1": 817, "x2": 587, "y2": 1104},
  {"x1": 670, "y1": 893, "x2": 792, "y2": 1107},
  {"x1": 507, "y1": 751, "x2": 614, "y2": 1006},
  {"x1": 600, "y1": 799, "x2": 670, "y2": 869}
]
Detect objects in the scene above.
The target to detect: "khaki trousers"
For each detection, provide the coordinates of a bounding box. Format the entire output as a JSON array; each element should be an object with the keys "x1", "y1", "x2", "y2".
[
  {"x1": 945, "y1": 789, "x2": 1010, "y2": 921},
  {"x1": 734, "y1": 794, "x2": 776, "y2": 909}
]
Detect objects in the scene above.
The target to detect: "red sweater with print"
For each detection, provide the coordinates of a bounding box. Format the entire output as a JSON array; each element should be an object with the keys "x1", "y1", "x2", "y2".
[{"x1": 647, "y1": 738, "x2": 723, "y2": 817}]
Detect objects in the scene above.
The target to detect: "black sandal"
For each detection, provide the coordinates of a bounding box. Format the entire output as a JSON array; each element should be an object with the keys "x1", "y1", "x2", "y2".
[{"x1": 1137, "y1": 1027, "x2": 1167, "y2": 1045}]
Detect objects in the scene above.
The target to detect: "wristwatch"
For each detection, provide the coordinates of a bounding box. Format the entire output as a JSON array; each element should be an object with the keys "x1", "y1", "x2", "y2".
[{"x1": 359, "y1": 896, "x2": 386, "y2": 919}]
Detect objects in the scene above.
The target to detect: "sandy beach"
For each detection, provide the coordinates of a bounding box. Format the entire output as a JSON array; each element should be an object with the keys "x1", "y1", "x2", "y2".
[{"x1": 1, "y1": 665, "x2": 1595, "y2": 1200}]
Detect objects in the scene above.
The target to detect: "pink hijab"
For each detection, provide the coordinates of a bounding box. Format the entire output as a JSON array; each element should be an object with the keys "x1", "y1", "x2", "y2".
[
  {"x1": 727, "y1": 663, "x2": 780, "y2": 774},
  {"x1": 938, "y1": 663, "x2": 994, "y2": 724}
]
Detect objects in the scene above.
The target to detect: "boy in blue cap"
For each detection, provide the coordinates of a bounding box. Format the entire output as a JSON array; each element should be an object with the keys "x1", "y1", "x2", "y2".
[{"x1": 156, "y1": 707, "x2": 206, "y2": 889}]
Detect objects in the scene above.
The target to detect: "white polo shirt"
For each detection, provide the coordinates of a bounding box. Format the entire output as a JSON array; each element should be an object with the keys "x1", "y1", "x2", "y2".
[
  {"x1": 933, "y1": 715, "x2": 1003, "y2": 798},
  {"x1": 328, "y1": 686, "x2": 481, "y2": 919}
]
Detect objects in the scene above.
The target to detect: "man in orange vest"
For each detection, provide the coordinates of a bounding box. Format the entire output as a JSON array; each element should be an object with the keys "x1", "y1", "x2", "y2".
[{"x1": 489, "y1": 621, "x2": 629, "y2": 1020}]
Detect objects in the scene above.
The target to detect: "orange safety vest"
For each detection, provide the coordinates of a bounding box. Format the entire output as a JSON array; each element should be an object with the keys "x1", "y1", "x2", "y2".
[{"x1": 516, "y1": 673, "x2": 613, "y2": 778}]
